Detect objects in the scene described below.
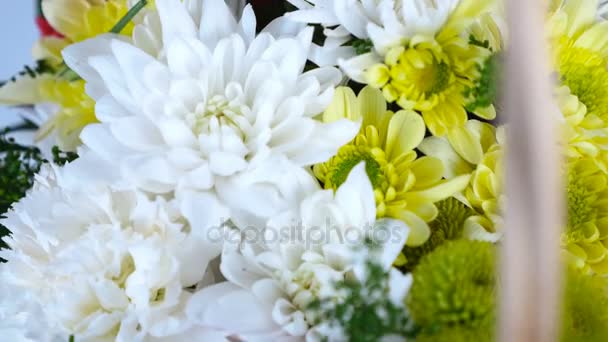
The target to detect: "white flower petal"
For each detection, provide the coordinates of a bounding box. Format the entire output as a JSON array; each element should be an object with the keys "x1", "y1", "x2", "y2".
[
  {"x1": 199, "y1": 0, "x2": 239, "y2": 48},
  {"x1": 156, "y1": 0, "x2": 197, "y2": 44}
]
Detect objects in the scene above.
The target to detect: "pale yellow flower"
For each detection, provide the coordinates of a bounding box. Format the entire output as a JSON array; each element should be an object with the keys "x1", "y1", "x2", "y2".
[
  {"x1": 315, "y1": 86, "x2": 470, "y2": 246},
  {"x1": 419, "y1": 120, "x2": 504, "y2": 242}
]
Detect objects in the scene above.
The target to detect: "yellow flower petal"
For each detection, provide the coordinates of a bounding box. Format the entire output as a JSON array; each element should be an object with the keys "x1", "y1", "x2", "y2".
[
  {"x1": 439, "y1": 0, "x2": 496, "y2": 43},
  {"x1": 357, "y1": 86, "x2": 390, "y2": 134},
  {"x1": 410, "y1": 157, "x2": 444, "y2": 189},
  {"x1": 447, "y1": 126, "x2": 483, "y2": 165},
  {"x1": 0, "y1": 75, "x2": 49, "y2": 105},
  {"x1": 397, "y1": 211, "x2": 431, "y2": 246},
  {"x1": 366, "y1": 64, "x2": 391, "y2": 88},
  {"x1": 32, "y1": 37, "x2": 70, "y2": 66},
  {"x1": 323, "y1": 87, "x2": 358, "y2": 123},
  {"x1": 463, "y1": 216, "x2": 502, "y2": 242},
  {"x1": 465, "y1": 120, "x2": 497, "y2": 153},
  {"x1": 419, "y1": 136, "x2": 474, "y2": 178},
  {"x1": 407, "y1": 200, "x2": 439, "y2": 223},
  {"x1": 471, "y1": 104, "x2": 496, "y2": 120},
  {"x1": 583, "y1": 241, "x2": 607, "y2": 263},
  {"x1": 407, "y1": 174, "x2": 471, "y2": 203},
  {"x1": 561, "y1": 0, "x2": 598, "y2": 38},
  {"x1": 385, "y1": 110, "x2": 425, "y2": 159}
]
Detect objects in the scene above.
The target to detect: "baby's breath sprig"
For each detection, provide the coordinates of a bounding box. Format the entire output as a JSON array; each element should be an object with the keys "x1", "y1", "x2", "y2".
[{"x1": 308, "y1": 243, "x2": 418, "y2": 342}]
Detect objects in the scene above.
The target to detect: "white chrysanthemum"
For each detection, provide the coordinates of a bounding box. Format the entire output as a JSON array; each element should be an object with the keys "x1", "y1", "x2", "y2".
[
  {"x1": 186, "y1": 163, "x2": 409, "y2": 341},
  {"x1": 62, "y1": 0, "x2": 359, "y2": 201},
  {"x1": 286, "y1": 0, "x2": 458, "y2": 65},
  {"x1": 0, "y1": 154, "x2": 228, "y2": 341},
  {"x1": 287, "y1": 0, "x2": 505, "y2": 90},
  {"x1": 0, "y1": 282, "x2": 61, "y2": 342}
]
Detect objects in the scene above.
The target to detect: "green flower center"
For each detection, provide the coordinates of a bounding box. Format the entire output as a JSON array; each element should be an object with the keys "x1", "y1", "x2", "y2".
[
  {"x1": 324, "y1": 145, "x2": 385, "y2": 189},
  {"x1": 559, "y1": 44, "x2": 608, "y2": 120},
  {"x1": 566, "y1": 172, "x2": 597, "y2": 235},
  {"x1": 390, "y1": 47, "x2": 453, "y2": 98},
  {"x1": 400, "y1": 198, "x2": 474, "y2": 272}
]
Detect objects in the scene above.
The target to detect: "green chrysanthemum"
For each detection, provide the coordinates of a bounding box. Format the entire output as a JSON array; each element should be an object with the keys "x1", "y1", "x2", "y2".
[
  {"x1": 561, "y1": 268, "x2": 608, "y2": 342},
  {"x1": 315, "y1": 86, "x2": 470, "y2": 246},
  {"x1": 398, "y1": 198, "x2": 474, "y2": 271},
  {"x1": 562, "y1": 158, "x2": 608, "y2": 275},
  {"x1": 407, "y1": 240, "x2": 496, "y2": 331},
  {"x1": 417, "y1": 325, "x2": 493, "y2": 342}
]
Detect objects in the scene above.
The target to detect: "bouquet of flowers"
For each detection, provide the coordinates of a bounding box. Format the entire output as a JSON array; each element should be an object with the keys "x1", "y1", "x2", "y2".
[{"x1": 1, "y1": 0, "x2": 608, "y2": 341}]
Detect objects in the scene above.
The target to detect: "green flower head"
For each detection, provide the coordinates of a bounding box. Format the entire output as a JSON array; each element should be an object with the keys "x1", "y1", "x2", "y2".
[
  {"x1": 561, "y1": 268, "x2": 608, "y2": 342},
  {"x1": 399, "y1": 197, "x2": 474, "y2": 272},
  {"x1": 407, "y1": 240, "x2": 496, "y2": 331}
]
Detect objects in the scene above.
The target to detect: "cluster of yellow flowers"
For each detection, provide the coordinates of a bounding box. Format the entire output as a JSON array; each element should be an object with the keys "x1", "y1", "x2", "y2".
[
  {"x1": 314, "y1": 0, "x2": 505, "y2": 266},
  {"x1": 315, "y1": 0, "x2": 608, "y2": 277},
  {"x1": 548, "y1": 0, "x2": 608, "y2": 275},
  {"x1": 0, "y1": 0, "x2": 147, "y2": 150}
]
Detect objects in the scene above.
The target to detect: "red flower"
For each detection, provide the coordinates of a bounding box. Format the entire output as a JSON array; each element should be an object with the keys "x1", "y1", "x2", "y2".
[{"x1": 36, "y1": 16, "x2": 63, "y2": 38}]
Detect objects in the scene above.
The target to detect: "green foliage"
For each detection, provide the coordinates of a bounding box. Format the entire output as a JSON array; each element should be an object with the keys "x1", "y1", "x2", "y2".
[
  {"x1": 407, "y1": 240, "x2": 496, "y2": 333},
  {"x1": 469, "y1": 34, "x2": 491, "y2": 50},
  {"x1": 351, "y1": 39, "x2": 374, "y2": 55},
  {"x1": 0, "y1": 132, "x2": 45, "y2": 248},
  {"x1": 464, "y1": 54, "x2": 500, "y2": 113},
  {"x1": 52, "y1": 146, "x2": 78, "y2": 166},
  {"x1": 400, "y1": 198, "x2": 473, "y2": 272},
  {"x1": 1, "y1": 59, "x2": 55, "y2": 87},
  {"x1": 308, "y1": 257, "x2": 417, "y2": 342}
]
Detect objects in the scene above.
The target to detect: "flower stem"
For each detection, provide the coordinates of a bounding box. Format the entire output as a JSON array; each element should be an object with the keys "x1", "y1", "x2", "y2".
[
  {"x1": 57, "y1": 0, "x2": 149, "y2": 81},
  {"x1": 110, "y1": 0, "x2": 148, "y2": 34}
]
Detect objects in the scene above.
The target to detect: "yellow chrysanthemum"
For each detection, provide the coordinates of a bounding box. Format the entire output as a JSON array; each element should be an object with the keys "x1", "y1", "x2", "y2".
[
  {"x1": 37, "y1": 78, "x2": 97, "y2": 150},
  {"x1": 548, "y1": 0, "x2": 608, "y2": 177},
  {"x1": 364, "y1": 0, "x2": 500, "y2": 140},
  {"x1": 315, "y1": 86, "x2": 471, "y2": 246},
  {"x1": 419, "y1": 120, "x2": 504, "y2": 242},
  {"x1": 0, "y1": 0, "x2": 152, "y2": 150},
  {"x1": 558, "y1": 86, "x2": 608, "y2": 172},
  {"x1": 35, "y1": 0, "x2": 138, "y2": 62},
  {"x1": 48, "y1": 0, "x2": 134, "y2": 39},
  {"x1": 548, "y1": 0, "x2": 608, "y2": 122},
  {"x1": 562, "y1": 158, "x2": 608, "y2": 275}
]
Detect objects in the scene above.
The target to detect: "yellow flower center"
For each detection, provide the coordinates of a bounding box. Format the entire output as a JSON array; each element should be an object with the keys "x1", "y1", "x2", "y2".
[
  {"x1": 185, "y1": 95, "x2": 247, "y2": 137},
  {"x1": 368, "y1": 44, "x2": 459, "y2": 112},
  {"x1": 314, "y1": 125, "x2": 416, "y2": 218},
  {"x1": 558, "y1": 41, "x2": 608, "y2": 120}
]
